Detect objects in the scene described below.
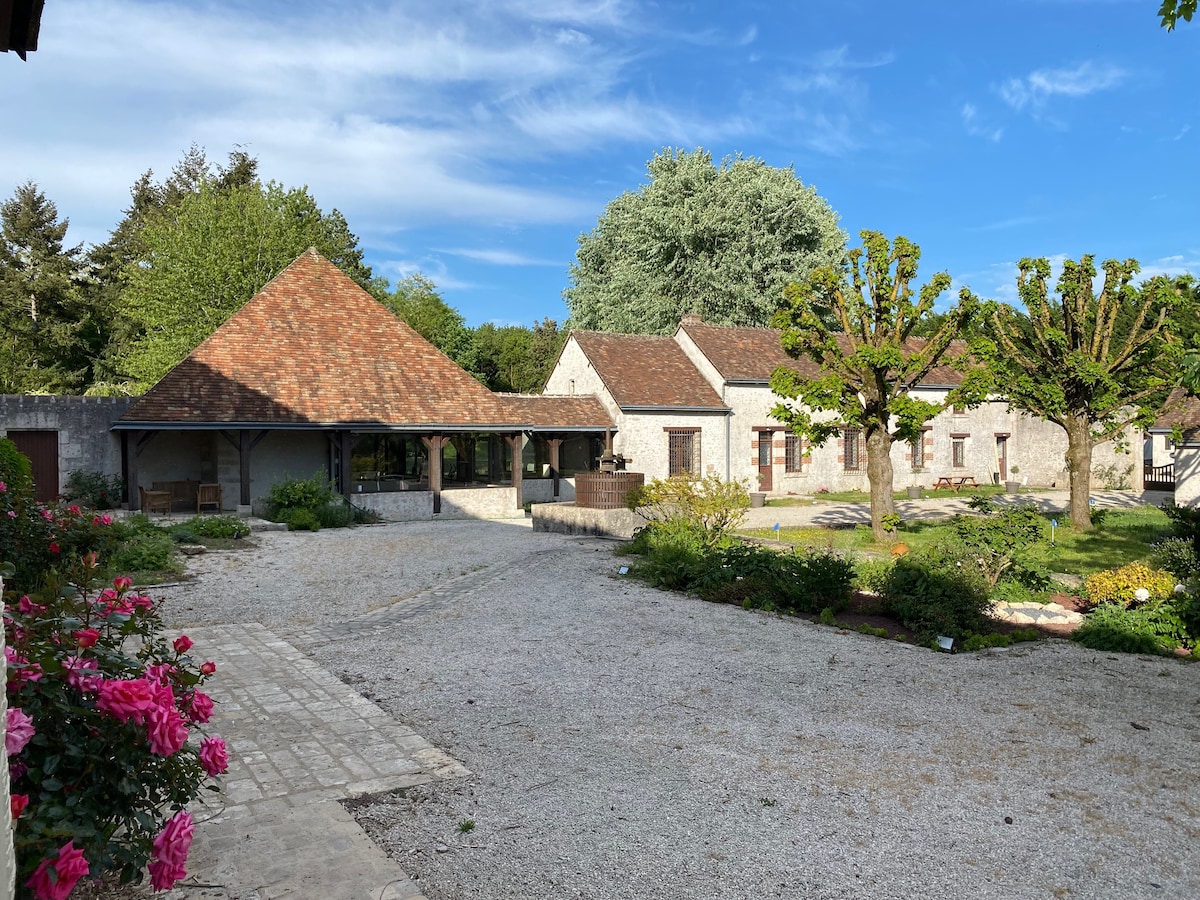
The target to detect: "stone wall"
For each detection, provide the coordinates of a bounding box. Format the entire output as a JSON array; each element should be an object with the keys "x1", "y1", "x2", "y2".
[
  {"x1": 0, "y1": 395, "x2": 134, "y2": 495},
  {"x1": 532, "y1": 502, "x2": 641, "y2": 539}
]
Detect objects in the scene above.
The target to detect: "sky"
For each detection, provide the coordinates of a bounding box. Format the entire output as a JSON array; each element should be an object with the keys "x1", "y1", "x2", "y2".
[{"x1": 4, "y1": 0, "x2": 1199, "y2": 327}]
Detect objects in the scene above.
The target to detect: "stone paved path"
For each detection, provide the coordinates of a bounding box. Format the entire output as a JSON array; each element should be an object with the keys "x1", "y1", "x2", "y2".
[{"x1": 154, "y1": 624, "x2": 468, "y2": 900}]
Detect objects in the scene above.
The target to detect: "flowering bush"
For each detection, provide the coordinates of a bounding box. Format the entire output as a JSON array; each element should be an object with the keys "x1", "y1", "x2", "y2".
[{"x1": 1, "y1": 439, "x2": 228, "y2": 896}]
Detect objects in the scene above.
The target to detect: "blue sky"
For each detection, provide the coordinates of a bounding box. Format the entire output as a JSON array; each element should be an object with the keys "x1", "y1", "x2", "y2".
[{"x1": 4, "y1": 0, "x2": 1198, "y2": 326}]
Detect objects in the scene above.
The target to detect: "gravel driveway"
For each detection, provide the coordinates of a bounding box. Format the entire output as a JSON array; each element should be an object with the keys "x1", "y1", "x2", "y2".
[{"x1": 161, "y1": 520, "x2": 1200, "y2": 900}]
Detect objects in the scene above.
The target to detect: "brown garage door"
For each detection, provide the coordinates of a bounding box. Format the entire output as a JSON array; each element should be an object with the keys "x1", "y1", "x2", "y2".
[{"x1": 8, "y1": 430, "x2": 59, "y2": 503}]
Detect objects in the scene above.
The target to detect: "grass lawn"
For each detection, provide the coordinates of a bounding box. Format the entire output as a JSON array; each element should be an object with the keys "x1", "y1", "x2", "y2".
[
  {"x1": 740, "y1": 506, "x2": 1175, "y2": 576},
  {"x1": 772, "y1": 485, "x2": 1023, "y2": 504}
]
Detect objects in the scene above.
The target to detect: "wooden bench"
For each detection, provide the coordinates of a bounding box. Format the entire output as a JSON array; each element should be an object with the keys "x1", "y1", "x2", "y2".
[
  {"x1": 196, "y1": 483, "x2": 222, "y2": 513},
  {"x1": 138, "y1": 486, "x2": 172, "y2": 515}
]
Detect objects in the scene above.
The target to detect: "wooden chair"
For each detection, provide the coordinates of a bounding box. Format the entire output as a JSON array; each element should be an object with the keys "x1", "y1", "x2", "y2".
[
  {"x1": 139, "y1": 486, "x2": 172, "y2": 515},
  {"x1": 196, "y1": 483, "x2": 222, "y2": 514}
]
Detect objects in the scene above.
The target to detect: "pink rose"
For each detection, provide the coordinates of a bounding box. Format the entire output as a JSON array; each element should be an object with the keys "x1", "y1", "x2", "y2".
[
  {"x1": 5, "y1": 510, "x2": 14, "y2": 518},
  {"x1": 145, "y1": 663, "x2": 176, "y2": 685},
  {"x1": 66, "y1": 505, "x2": 81, "y2": 515},
  {"x1": 40, "y1": 508, "x2": 53, "y2": 521},
  {"x1": 199, "y1": 735, "x2": 229, "y2": 776},
  {"x1": 17, "y1": 595, "x2": 45, "y2": 616},
  {"x1": 96, "y1": 678, "x2": 157, "y2": 724},
  {"x1": 147, "y1": 703, "x2": 189, "y2": 757},
  {"x1": 6, "y1": 707, "x2": 35, "y2": 756},
  {"x1": 63, "y1": 657, "x2": 102, "y2": 693},
  {"x1": 10, "y1": 794, "x2": 28, "y2": 819},
  {"x1": 130, "y1": 593, "x2": 154, "y2": 610},
  {"x1": 25, "y1": 841, "x2": 89, "y2": 900},
  {"x1": 0, "y1": 480, "x2": 6, "y2": 491},
  {"x1": 150, "y1": 810, "x2": 194, "y2": 889},
  {"x1": 91, "y1": 514, "x2": 113, "y2": 526},
  {"x1": 185, "y1": 690, "x2": 214, "y2": 724},
  {"x1": 173, "y1": 635, "x2": 193, "y2": 654},
  {"x1": 74, "y1": 628, "x2": 100, "y2": 648},
  {"x1": 200, "y1": 661, "x2": 216, "y2": 676},
  {"x1": 112, "y1": 576, "x2": 132, "y2": 591},
  {"x1": 6, "y1": 647, "x2": 42, "y2": 683}
]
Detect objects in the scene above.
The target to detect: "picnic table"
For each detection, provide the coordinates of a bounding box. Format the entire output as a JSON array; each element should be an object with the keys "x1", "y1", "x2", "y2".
[{"x1": 933, "y1": 475, "x2": 978, "y2": 492}]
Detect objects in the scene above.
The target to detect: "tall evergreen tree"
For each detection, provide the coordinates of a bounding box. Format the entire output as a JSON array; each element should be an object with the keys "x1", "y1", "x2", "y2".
[{"x1": 0, "y1": 182, "x2": 89, "y2": 392}]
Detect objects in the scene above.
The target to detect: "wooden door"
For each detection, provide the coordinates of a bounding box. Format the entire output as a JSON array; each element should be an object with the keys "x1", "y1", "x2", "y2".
[
  {"x1": 757, "y1": 430, "x2": 773, "y2": 492},
  {"x1": 995, "y1": 436, "x2": 1008, "y2": 481},
  {"x1": 8, "y1": 430, "x2": 59, "y2": 503}
]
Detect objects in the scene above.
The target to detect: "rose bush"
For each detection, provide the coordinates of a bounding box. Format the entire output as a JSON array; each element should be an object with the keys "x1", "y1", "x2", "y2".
[{"x1": 2, "y1": 438, "x2": 228, "y2": 897}]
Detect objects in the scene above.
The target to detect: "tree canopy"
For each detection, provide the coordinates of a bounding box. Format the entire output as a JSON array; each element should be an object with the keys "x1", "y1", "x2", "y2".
[
  {"x1": 770, "y1": 231, "x2": 977, "y2": 540},
  {"x1": 564, "y1": 148, "x2": 845, "y2": 335},
  {"x1": 117, "y1": 177, "x2": 373, "y2": 388},
  {"x1": 0, "y1": 182, "x2": 92, "y2": 393},
  {"x1": 971, "y1": 256, "x2": 1182, "y2": 529},
  {"x1": 1160, "y1": 1, "x2": 1197, "y2": 29}
]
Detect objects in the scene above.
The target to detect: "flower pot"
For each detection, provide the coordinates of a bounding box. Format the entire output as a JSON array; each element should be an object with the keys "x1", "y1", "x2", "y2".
[
  {"x1": 750, "y1": 492, "x2": 766, "y2": 508},
  {"x1": 906, "y1": 486, "x2": 923, "y2": 499},
  {"x1": 1005, "y1": 481, "x2": 1021, "y2": 493}
]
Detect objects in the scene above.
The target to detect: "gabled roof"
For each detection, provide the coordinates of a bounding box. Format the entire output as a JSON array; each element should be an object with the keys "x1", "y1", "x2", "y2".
[
  {"x1": 499, "y1": 394, "x2": 613, "y2": 430},
  {"x1": 119, "y1": 248, "x2": 515, "y2": 428},
  {"x1": 570, "y1": 332, "x2": 726, "y2": 410},
  {"x1": 1152, "y1": 388, "x2": 1200, "y2": 436},
  {"x1": 678, "y1": 320, "x2": 966, "y2": 387}
]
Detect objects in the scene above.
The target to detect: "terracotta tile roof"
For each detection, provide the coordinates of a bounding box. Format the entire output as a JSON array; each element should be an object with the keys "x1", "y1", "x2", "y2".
[
  {"x1": 571, "y1": 332, "x2": 726, "y2": 409},
  {"x1": 1153, "y1": 388, "x2": 1200, "y2": 434},
  {"x1": 679, "y1": 320, "x2": 966, "y2": 387},
  {"x1": 499, "y1": 394, "x2": 613, "y2": 429},
  {"x1": 120, "y1": 249, "x2": 514, "y2": 427}
]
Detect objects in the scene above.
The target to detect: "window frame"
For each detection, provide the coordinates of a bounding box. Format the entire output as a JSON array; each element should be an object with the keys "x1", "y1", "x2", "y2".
[
  {"x1": 666, "y1": 428, "x2": 701, "y2": 478},
  {"x1": 784, "y1": 432, "x2": 804, "y2": 473},
  {"x1": 843, "y1": 428, "x2": 865, "y2": 472}
]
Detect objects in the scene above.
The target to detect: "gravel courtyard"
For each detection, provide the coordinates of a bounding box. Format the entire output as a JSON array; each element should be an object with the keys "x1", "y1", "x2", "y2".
[{"x1": 159, "y1": 520, "x2": 1200, "y2": 900}]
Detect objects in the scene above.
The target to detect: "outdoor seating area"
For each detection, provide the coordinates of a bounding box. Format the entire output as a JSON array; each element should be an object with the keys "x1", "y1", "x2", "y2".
[{"x1": 932, "y1": 475, "x2": 979, "y2": 492}]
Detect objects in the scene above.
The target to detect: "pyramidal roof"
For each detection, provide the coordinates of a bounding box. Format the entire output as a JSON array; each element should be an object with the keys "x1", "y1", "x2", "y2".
[{"x1": 120, "y1": 248, "x2": 517, "y2": 428}]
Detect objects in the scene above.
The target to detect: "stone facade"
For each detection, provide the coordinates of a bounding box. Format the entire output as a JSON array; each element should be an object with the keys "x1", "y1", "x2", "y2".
[{"x1": 0, "y1": 395, "x2": 134, "y2": 497}]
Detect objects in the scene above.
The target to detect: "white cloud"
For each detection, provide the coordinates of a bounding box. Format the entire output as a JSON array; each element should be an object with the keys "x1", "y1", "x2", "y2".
[
  {"x1": 961, "y1": 103, "x2": 1003, "y2": 142},
  {"x1": 998, "y1": 61, "x2": 1126, "y2": 111},
  {"x1": 441, "y1": 248, "x2": 563, "y2": 266}
]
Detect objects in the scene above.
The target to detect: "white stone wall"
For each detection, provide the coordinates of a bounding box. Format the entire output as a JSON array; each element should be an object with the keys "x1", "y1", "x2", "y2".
[
  {"x1": 543, "y1": 338, "x2": 622, "y2": 423},
  {"x1": 612, "y1": 409, "x2": 729, "y2": 482},
  {"x1": 354, "y1": 490, "x2": 435, "y2": 520},
  {"x1": 438, "y1": 486, "x2": 524, "y2": 519},
  {"x1": 1174, "y1": 446, "x2": 1200, "y2": 506}
]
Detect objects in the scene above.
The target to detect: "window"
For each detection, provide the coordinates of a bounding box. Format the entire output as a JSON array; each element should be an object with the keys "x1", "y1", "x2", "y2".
[
  {"x1": 952, "y1": 435, "x2": 967, "y2": 468},
  {"x1": 667, "y1": 429, "x2": 700, "y2": 477},
  {"x1": 785, "y1": 433, "x2": 803, "y2": 473},
  {"x1": 843, "y1": 428, "x2": 864, "y2": 472},
  {"x1": 758, "y1": 435, "x2": 772, "y2": 468},
  {"x1": 910, "y1": 435, "x2": 925, "y2": 470}
]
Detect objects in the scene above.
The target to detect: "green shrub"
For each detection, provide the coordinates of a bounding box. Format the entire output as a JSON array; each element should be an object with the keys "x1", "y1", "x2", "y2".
[
  {"x1": 954, "y1": 499, "x2": 1046, "y2": 587},
  {"x1": 959, "y1": 628, "x2": 1041, "y2": 652},
  {"x1": 819, "y1": 607, "x2": 838, "y2": 626},
  {"x1": 1072, "y1": 601, "x2": 1189, "y2": 655},
  {"x1": 172, "y1": 515, "x2": 251, "y2": 540},
  {"x1": 315, "y1": 503, "x2": 355, "y2": 529},
  {"x1": 107, "y1": 529, "x2": 177, "y2": 573},
  {"x1": 854, "y1": 558, "x2": 893, "y2": 594},
  {"x1": 279, "y1": 507, "x2": 322, "y2": 532},
  {"x1": 265, "y1": 472, "x2": 336, "y2": 518},
  {"x1": 628, "y1": 474, "x2": 750, "y2": 548},
  {"x1": 881, "y1": 542, "x2": 992, "y2": 640},
  {"x1": 1083, "y1": 562, "x2": 1176, "y2": 608},
  {"x1": 1162, "y1": 500, "x2": 1200, "y2": 553},
  {"x1": 694, "y1": 543, "x2": 853, "y2": 614},
  {"x1": 61, "y1": 469, "x2": 124, "y2": 510},
  {"x1": 1151, "y1": 538, "x2": 1200, "y2": 581}
]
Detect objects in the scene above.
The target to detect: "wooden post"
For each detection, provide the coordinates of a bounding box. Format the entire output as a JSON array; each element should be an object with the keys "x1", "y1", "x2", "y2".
[
  {"x1": 547, "y1": 438, "x2": 563, "y2": 499},
  {"x1": 125, "y1": 431, "x2": 140, "y2": 510},
  {"x1": 239, "y1": 430, "x2": 252, "y2": 507},
  {"x1": 506, "y1": 434, "x2": 524, "y2": 510},
  {"x1": 421, "y1": 435, "x2": 449, "y2": 514}
]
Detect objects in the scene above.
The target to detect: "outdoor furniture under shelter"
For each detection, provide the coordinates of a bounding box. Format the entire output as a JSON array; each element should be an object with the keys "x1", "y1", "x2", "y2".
[
  {"x1": 196, "y1": 483, "x2": 222, "y2": 513},
  {"x1": 138, "y1": 486, "x2": 171, "y2": 515}
]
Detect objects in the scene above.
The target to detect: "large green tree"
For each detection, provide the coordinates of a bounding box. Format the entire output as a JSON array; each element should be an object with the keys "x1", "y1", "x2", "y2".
[
  {"x1": 1160, "y1": 1, "x2": 1196, "y2": 29},
  {"x1": 0, "y1": 182, "x2": 91, "y2": 392},
  {"x1": 474, "y1": 318, "x2": 566, "y2": 393},
  {"x1": 564, "y1": 148, "x2": 845, "y2": 334},
  {"x1": 117, "y1": 177, "x2": 373, "y2": 388},
  {"x1": 975, "y1": 256, "x2": 1181, "y2": 529},
  {"x1": 769, "y1": 231, "x2": 977, "y2": 541},
  {"x1": 381, "y1": 273, "x2": 481, "y2": 378}
]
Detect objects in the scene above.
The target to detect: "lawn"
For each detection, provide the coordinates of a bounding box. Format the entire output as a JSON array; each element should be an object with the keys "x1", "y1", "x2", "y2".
[
  {"x1": 769, "y1": 484, "x2": 1024, "y2": 505},
  {"x1": 740, "y1": 506, "x2": 1174, "y2": 576}
]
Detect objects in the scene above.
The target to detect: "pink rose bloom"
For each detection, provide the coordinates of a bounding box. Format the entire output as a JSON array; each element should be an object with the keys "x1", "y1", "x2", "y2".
[
  {"x1": 40, "y1": 508, "x2": 53, "y2": 521},
  {"x1": 25, "y1": 841, "x2": 89, "y2": 900},
  {"x1": 63, "y1": 657, "x2": 102, "y2": 693},
  {"x1": 0, "y1": 480, "x2": 6, "y2": 491},
  {"x1": 173, "y1": 635, "x2": 193, "y2": 654},
  {"x1": 130, "y1": 593, "x2": 154, "y2": 610},
  {"x1": 10, "y1": 793, "x2": 28, "y2": 819},
  {"x1": 147, "y1": 703, "x2": 189, "y2": 757},
  {"x1": 48, "y1": 542, "x2": 60, "y2": 554},
  {"x1": 5, "y1": 648, "x2": 42, "y2": 683},
  {"x1": 199, "y1": 734, "x2": 229, "y2": 776},
  {"x1": 199, "y1": 661, "x2": 216, "y2": 676},
  {"x1": 96, "y1": 678, "x2": 157, "y2": 724},
  {"x1": 145, "y1": 663, "x2": 176, "y2": 685},
  {"x1": 74, "y1": 628, "x2": 100, "y2": 648},
  {"x1": 6, "y1": 707, "x2": 35, "y2": 756},
  {"x1": 66, "y1": 504, "x2": 81, "y2": 515},
  {"x1": 6, "y1": 510, "x2": 14, "y2": 518},
  {"x1": 151, "y1": 810, "x2": 195, "y2": 884},
  {"x1": 91, "y1": 513, "x2": 113, "y2": 526},
  {"x1": 112, "y1": 575, "x2": 132, "y2": 591},
  {"x1": 185, "y1": 690, "x2": 214, "y2": 724},
  {"x1": 17, "y1": 595, "x2": 46, "y2": 616}
]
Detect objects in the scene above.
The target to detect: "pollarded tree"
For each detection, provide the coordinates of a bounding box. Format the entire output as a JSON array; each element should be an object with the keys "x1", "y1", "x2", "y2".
[
  {"x1": 978, "y1": 256, "x2": 1181, "y2": 529},
  {"x1": 564, "y1": 148, "x2": 845, "y2": 334},
  {"x1": 0, "y1": 182, "x2": 90, "y2": 392},
  {"x1": 769, "y1": 231, "x2": 978, "y2": 541}
]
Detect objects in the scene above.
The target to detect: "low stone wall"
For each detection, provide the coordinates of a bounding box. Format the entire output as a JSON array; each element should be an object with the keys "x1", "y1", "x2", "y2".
[
  {"x1": 352, "y1": 491, "x2": 435, "y2": 521},
  {"x1": 522, "y1": 477, "x2": 577, "y2": 503},
  {"x1": 439, "y1": 486, "x2": 523, "y2": 520},
  {"x1": 531, "y1": 502, "x2": 642, "y2": 539}
]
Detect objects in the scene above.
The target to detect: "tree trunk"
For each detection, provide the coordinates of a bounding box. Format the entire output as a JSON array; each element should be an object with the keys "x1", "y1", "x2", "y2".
[
  {"x1": 1064, "y1": 412, "x2": 1094, "y2": 530},
  {"x1": 865, "y1": 426, "x2": 896, "y2": 542}
]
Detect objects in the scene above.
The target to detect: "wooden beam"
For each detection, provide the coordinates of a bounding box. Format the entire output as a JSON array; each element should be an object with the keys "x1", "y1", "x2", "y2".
[
  {"x1": 546, "y1": 437, "x2": 563, "y2": 499},
  {"x1": 239, "y1": 430, "x2": 252, "y2": 506},
  {"x1": 421, "y1": 435, "x2": 449, "y2": 514},
  {"x1": 505, "y1": 434, "x2": 524, "y2": 510}
]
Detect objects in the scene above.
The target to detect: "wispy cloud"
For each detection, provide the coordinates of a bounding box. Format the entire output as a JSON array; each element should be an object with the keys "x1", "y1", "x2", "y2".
[
  {"x1": 997, "y1": 61, "x2": 1127, "y2": 112},
  {"x1": 961, "y1": 103, "x2": 1003, "y2": 142},
  {"x1": 441, "y1": 248, "x2": 563, "y2": 266},
  {"x1": 965, "y1": 214, "x2": 1044, "y2": 232}
]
